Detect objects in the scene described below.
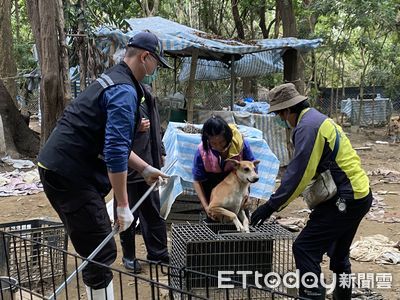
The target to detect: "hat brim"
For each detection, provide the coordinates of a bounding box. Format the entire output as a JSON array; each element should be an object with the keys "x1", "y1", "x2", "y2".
[
  {"x1": 268, "y1": 95, "x2": 308, "y2": 113},
  {"x1": 154, "y1": 53, "x2": 172, "y2": 69}
]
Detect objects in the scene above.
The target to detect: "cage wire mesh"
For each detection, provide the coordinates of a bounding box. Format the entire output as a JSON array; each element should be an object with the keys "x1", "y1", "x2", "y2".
[
  {"x1": 9, "y1": 63, "x2": 400, "y2": 130},
  {"x1": 0, "y1": 219, "x2": 68, "y2": 287},
  {"x1": 312, "y1": 86, "x2": 395, "y2": 126},
  {"x1": 171, "y1": 222, "x2": 296, "y2": 299},
  {"x1": 0, "y1": 231, "x2": 303, "y2": 300},
  {"x1": 3, "y1": 75, "x2": 40, "y2": 116}
]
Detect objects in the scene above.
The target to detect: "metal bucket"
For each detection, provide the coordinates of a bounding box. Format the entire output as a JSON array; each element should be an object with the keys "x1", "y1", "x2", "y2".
[{"x1": 0, "y1": 277, "x2": 18, "y2": 300}]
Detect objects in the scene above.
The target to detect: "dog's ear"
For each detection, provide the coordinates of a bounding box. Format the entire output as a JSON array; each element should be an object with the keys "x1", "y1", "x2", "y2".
[
  {"x1": 226, "y1": 159, "x2": 239, "y2": 169},
  {"x1": 252, "y1": 160, "x2": 261, "y2": 167}
]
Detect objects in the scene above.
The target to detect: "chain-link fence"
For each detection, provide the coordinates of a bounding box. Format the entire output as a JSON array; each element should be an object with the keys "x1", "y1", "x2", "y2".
[
  {"x1": 2, "y1": 75, "x2": 40, "y2": 117},
  {"x1": 10, "y1": 67, "x2": 400, "y2": 130},
  {"x1": 297, "y1": 86, "x2": 399, "y2": 127}
]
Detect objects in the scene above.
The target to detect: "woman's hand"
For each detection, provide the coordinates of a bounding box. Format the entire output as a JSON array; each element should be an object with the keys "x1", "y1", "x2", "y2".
[{"x1": 138, "y1": 118, "x2": 150, "y2": 132}]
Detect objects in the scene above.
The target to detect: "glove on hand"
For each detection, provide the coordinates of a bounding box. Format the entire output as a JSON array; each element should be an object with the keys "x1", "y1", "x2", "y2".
[
  {"x1": 116, "y1": 206, "x2": 134, "y2": 232},
  {"x1": 141, "y1": 165, "x2": 169, "y2": 185},
  {"x1": 250, "y1": 202, "x2": 275, "y2": 226}
]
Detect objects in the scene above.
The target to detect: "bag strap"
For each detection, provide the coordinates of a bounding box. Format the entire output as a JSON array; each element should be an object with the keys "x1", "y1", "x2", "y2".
[{"x1": 331, "y1": 121, "x2": 340, "y2": 160}]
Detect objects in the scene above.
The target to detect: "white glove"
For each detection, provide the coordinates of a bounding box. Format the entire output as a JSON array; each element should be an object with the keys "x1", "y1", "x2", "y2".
[
  {"x1": 153, "y1": 176, "x2": 169, "y2": 191},
  {"x1": 116, "y1": 206, "x2": 134, "y2": 232},
  {"x1": 141, "y1": 165, "x2": 169, "y2": 185}
]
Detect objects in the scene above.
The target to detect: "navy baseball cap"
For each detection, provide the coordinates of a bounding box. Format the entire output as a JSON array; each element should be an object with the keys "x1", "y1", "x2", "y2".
[{"x1": 127, "y1": 31, "x2": 172, "y2": 69}]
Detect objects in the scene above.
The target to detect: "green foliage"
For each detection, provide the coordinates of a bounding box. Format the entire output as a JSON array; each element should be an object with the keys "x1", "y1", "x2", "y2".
[
  {"x1": 300, "y1": 0, "x2": 399, "y2": 95},
  {"x1": 8, "y1": 0, "x2": 400, "y2": 101},
  {"x1": 65, "y1": 0, "x2": 142, "y2": 32},
  {"x1": 11, "y1": 0, "x2": 37, "y2": 72}
]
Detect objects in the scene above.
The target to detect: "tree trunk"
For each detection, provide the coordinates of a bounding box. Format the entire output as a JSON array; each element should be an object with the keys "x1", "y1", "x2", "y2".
[
  {"x1": 0, "y1": 0, "x2": 18, "y2": 103},
  {"x1": 0, "y1": 79, "x2": 39, "y2": 157},
  {"x1": 27, "y1": 0, "x2": 69, "y2": 144},
  {"x1": 258, "y1": 1, "x2": 269, "y2": 38},
  {"x1": 243, "y1": 79, "x2": 251, "y2": 98},
  {"x1": 230, "y1": 0, "x2": 251, "y2": 96},
  {"x1": 330, "y1": 52, "x2": 336, "y2": 117},
  {"x1": 15, "y1": 0, "x2": 20, "y2": 40},
  {"x1": 276, "y1": 0, "x2": 304, "y2": 93},
  {"x1": 277, "y1": 0, "x2": 297, "y2": 37},
  {"x1": 77, "y1": 0, "x2": 87, "y2": 90},
  {"x1": 186, "y1": 49, "x2": 199, "y2": 123},
  {"x1": 140, "y1": 0, "x2": 160, "y2": 16},
  {"x1": 56, "y1": 0, "x2": 71, "y2": 105},
  {"x1": 231, "y1": 0, "x2": 245, "y2": 39},
  {"x1": 274, "y1": 6, "x2": 280, "y2": 38}
]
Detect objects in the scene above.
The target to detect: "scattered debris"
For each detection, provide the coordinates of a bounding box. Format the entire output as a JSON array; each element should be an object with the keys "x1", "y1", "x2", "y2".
[
  {"x1": 1, "y1": 156, "x2": 35, "y2": 169},
  {"x1": 376, "y1": 190, "x2": 399, "y2": 195},
  {"x1": 354, "y1": 146, "x2": 372, "y2": 151},
  {"x1": 367, "y1": 168, "x2": 400, "y2": 177},
  {"x1": 375, "y1": 141, "x2": 389, "y2": 145},
  {"x1": 352, "y1": 288, "x2": 384, "y2": 300},
  {"x1": 271, "y1": 215, "x2": 306, "y2": 232},
  {"x1": 297, "y1": 208, "x2": 312, "y2": 214},
  {"x1": 0, "y1": 169, "x2": 42, "y2": 197},
  {"x1": 367, "y1": 168, "x2": 400, "y2": 184},
  {"x1": 177, "y1": 123, "x2": 202, "y2": 134},
  {"x1": 366, "y1": 193, "x2": 400, "y2": 223},
  {"x1": 350, "y1": 234, "x2": 400, "y2": 264},
  {"x1": 367, "y1": 210, "x2": 400, "y2": 223}
]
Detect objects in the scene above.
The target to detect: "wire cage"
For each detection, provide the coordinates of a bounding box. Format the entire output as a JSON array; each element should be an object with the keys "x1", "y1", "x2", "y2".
[
  {"x1": 171, "y1": 222, "x2": 296, "y2": 298},
  {"x1": 0, "y1": 230, "x2": 305, "y2": 300},
  {"x1": 0, "y1": 219, "x2": 68, "y2": 286}
]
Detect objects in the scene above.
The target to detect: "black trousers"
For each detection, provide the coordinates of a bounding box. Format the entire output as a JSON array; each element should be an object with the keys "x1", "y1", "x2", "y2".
[
  {"x1": 117, "y1": 181, "x2": 168, "y2": 261},
  {"x1": 292, "y1": 191, "x2": 373, "y2": 280},
  {"x1": 39, "y1": 168, "x2": 116, "y2": 289}
]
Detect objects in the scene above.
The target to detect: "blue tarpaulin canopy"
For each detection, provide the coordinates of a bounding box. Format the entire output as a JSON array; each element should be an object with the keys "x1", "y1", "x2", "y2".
[{"x1": 95, "y1": 16, "x2": 322, "y2": 80}]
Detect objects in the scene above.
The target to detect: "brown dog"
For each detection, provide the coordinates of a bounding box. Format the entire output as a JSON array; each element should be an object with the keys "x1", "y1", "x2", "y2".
[{"x1": 208, "y1": 159, "x2": 260, "y2": 232}]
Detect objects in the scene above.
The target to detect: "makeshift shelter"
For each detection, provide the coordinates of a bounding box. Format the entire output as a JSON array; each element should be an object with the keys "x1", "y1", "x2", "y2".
[{"x1": 95, "y1": 16, "x2": 322, "y2": 121}]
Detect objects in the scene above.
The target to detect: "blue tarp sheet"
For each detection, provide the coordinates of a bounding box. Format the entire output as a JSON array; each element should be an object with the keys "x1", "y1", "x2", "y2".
[
  {"x1": 95, "y1": 16, "x2": 322, "y2": 79},
  {"x1": 341, "y1": 98, "x2": 392, "y2": 126},
  {"x1": 159, "y1": 122, "x2": 280, "y2": 218}
]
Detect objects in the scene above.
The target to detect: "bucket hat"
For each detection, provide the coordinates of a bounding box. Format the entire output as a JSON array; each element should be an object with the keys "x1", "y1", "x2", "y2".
[{"x1": 268, "y1": 83, "x2": 307, "y2": 113}]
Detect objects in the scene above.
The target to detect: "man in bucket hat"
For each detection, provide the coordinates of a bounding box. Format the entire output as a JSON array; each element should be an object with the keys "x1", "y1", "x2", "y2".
[
  {"x1": 38, "y1": 31, "x2": 171, "y2": 300},
  {"x1": 251, "y1": 83, "x2": 372, "y2": 300}
]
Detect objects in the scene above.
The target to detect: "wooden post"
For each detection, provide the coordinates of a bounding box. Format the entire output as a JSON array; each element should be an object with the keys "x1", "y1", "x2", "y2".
[
  {"x1": 186, "y1": 49, "x2": 199, "y2": 123},
  {"x1": 230, "y1": 55, "x2": 235, "y2": 111},
  {"x1": 282, "y1": 48, "x2": 303, "y2": 93},
  {"x1": 174, "y1": 57, "x2": 177, "y2": 94},
  {"x1": 372, "y1": 83, "x2": 376, "y2": 127}
]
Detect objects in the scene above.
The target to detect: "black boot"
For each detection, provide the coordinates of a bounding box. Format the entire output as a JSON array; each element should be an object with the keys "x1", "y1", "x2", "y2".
[
  {"x1": 332, "y1": 282, "x2": 351, "y2": 300},
  {"x1": 332, "y1": 272, "x2": 352, "y2": 300},
  {"x1": 299, "y1": 285, "x2": 326, "y2": 300},
  {"x1": 122, "y1": 257, "x2": 142, "y2": 273}
]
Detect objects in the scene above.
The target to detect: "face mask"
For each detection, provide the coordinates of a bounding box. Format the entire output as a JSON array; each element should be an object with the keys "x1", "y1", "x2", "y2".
[
  {"x1": 141, "y1": 57, "x2": 158, "y2": 85},
  {"x1": 141, "y1": 69, "x2": 157, "y2": 85},
  {"x1": 274, "y1": 115, "x2": 289, "y2": 129},
  {"x1": 286, "y1": 120, "x2": 294, "y2": 129}
]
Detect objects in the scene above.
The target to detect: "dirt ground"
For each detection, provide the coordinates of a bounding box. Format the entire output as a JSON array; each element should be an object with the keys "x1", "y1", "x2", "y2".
[{"x1": 0, "y1": 126, "x2": 399, "y2": 299}]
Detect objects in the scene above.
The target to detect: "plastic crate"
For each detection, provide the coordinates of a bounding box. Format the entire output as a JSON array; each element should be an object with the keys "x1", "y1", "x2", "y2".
[{"x1": 0, "y1": 219, "x2": 68, "y2": 285}]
